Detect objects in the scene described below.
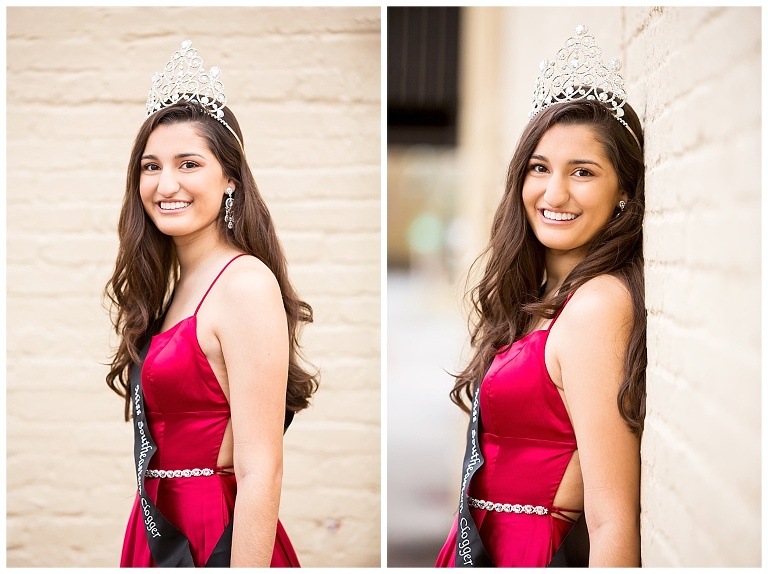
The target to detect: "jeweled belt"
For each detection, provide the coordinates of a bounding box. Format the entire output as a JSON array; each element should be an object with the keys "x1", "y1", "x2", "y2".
[
  {"x1": 467, "y1": 496, "x2": 549, "y2": 515},
  {"x1": 144, "y1": 467, "x2": 215, "y2": 478}
]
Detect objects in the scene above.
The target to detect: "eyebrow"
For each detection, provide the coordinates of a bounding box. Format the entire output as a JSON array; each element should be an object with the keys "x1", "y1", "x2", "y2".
[
  {"x1": 141, "y1": 152, "x2": 206, "y2": 161},
  {"x1": 530, "y1": 154, "x2": 604, "y2": 169}
]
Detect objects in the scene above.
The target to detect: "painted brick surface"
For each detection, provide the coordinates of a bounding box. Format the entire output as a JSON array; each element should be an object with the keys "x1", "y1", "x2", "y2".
[
  {"x1": 6, "y1": 7, "x2": 381, "y2": 568},
  {"x1": 626, "y1": 6, "x2": 761, "y2": 567}
]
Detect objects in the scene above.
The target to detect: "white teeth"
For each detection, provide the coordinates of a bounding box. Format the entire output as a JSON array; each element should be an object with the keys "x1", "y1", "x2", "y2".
[
  {"x1": 160, "y1": 201, "x2": 190, "y2": 211},
  {"x1": 543, "y1": 209, "x2": 577, "y2": 221}
]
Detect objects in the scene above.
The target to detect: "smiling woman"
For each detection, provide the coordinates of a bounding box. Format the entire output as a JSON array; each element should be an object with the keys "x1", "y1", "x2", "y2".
[
  {"x1": 435, "y1": 24, "x2": 646, "y2": 568},
  {"x1": 104, "y1": 40, "x2": 318, "y2": 568},
  {"x1": 522, "y1": 124, "x2": 626, "y2": 258},
  {"x1": 139, "y1": 123, "x2": 235, "y2": 240}
]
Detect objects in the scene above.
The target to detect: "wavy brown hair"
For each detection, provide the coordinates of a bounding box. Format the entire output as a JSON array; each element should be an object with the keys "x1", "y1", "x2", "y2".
[
  {"x1": 450, "y1": 98, "x2": 646, "y2": 435},
  {"x1": 105, "y1": 101, "x2": 318, "y2": 421}
]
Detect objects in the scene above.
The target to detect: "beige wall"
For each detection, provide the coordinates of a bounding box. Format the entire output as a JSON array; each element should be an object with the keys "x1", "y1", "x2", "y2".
[
  {"x1": 455, "y1": 6, "x2": 761, "y2": 567},
  {"x1": 628, "y1": 7, "x2": 761, "y2": 566},
  {"x1": 6, "y1": 7, "x2": 381, "y2": 567}
]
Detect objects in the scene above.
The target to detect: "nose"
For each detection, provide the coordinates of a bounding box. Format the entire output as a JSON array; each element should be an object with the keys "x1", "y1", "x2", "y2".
[
  {"x1": 542, "y1": 171, "x2": 569, "y2": 207},
  {"x1": 156, "y1": 168, "x2": 180, "y2": 197}
]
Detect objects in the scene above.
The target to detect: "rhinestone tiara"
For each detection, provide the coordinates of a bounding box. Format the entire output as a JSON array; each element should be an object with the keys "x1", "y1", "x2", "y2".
[
  {"x1": 145, "y1": 39, "x2": 243, "y2": 150},
  {"x1": 529, "y1": 24, "x2": 640, "y2": 148}
]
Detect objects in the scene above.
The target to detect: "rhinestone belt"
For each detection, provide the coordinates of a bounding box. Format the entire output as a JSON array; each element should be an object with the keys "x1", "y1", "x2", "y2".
[
  {"x1": 468, "y1": 496, "x2": 549, "y2": 516},
  {"x1": 145, "y1": 468, "x2": 215, "y2": 479}
]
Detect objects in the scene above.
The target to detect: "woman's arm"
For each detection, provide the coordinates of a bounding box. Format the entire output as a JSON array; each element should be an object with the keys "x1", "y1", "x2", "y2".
[
  {"x1": 217, "y1": 259, "x2": 289, "y2": 567},
  {"x1": 553, "y1": 275, "x2": 641, "y2": 567}
]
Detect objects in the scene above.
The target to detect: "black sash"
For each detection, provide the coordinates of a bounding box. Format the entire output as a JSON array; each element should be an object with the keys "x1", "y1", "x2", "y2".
[
  {"x1": 130, "y1": 338, "x2": 233, "y2": 567},
  {"x1": 455, "y1": 380, "x2": 494, "y2": 567},
  {"x1": 455, "y1": 375, "x2": 590, "y2": 568}
]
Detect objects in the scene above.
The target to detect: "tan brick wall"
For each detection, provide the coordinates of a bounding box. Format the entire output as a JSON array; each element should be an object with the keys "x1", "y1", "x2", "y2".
[
  {"x1": 6, "y1": 7, "x2": 381, "y2": 567},
  {"x1": 626, "y1": 6, "x2": 761, "y2": 566},
  {"x1": 447, "y1": 5, "x2": 760, "y2": 567}
]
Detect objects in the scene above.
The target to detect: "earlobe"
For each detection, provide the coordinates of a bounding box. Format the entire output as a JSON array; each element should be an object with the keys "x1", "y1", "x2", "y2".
[{"x1": 224, "y1": 175, "x2": 236, "y2": 194}]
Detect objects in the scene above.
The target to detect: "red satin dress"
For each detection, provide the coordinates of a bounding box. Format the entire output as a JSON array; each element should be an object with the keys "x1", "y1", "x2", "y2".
[
  {"x1": 435, "y1": 298, "x2": 580, "y2": 567},
  {"x1": 120, "y1": 254, "x2": 300, "y2": 567}
]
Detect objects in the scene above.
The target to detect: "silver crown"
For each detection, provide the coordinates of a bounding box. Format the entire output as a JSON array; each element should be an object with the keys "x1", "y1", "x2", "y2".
[
  {"x1": 529, "y1": 24, "x2": 639, "y2": 147},
  {"x1": 145, "y1": 40, "x2": 243, "y2": 149}
]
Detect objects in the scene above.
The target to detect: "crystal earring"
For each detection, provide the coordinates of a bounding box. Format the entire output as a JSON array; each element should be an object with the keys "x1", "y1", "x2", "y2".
[
  {"x1": 224, "y1": 187, "x2": 234, "y2": 229},
  {"x1": 615, "y1": 200, "x2": 627, "y2": 218}
]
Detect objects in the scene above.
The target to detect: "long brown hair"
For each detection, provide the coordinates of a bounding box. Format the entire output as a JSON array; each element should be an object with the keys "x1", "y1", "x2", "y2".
[
  {"x1": 105, "y1": 101, "x2": 318, "y2": 420},
  {"x1": 450, "y1": 99, "x2": 646, "y2": 435}
]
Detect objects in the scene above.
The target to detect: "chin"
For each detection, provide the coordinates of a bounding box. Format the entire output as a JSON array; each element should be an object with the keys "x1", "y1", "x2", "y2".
[
  {"x1": 534, "y1": 233, "x2": 586, "y2": 253},
  {"x1": 544, "y1": 241, "x2": 591, "y2": 256},
  {"x1": 151, "y1": 222, "x2": 189, "y2": 237}
]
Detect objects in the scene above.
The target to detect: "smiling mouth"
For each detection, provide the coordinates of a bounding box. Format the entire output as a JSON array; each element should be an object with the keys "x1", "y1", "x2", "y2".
[
  {"x1": 542, "y1": 209, "x2": 579, "y2": 222},
  {"x1": 159, "y1": 201, "x2": 190, "y2": 211}
]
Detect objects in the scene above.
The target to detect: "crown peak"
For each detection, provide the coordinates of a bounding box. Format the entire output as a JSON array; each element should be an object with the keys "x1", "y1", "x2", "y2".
[
  {"x1": 528, "y1": 23, "x2": 640, "y2": 148},
  {"x1": 144, "y1": 39, "x2": 244, "y2": 150}
]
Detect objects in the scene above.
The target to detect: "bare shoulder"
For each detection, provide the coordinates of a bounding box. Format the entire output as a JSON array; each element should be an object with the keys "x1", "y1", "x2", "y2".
[
  {"x1": 217, "y1": 255, "x2": 283, "y2": 309},
  {"x1": 550, "y1": 275, "x2": 634, "y2": 393},
  {"x1": 558, "y1": 274, "x2": 633, "y2": 334}
]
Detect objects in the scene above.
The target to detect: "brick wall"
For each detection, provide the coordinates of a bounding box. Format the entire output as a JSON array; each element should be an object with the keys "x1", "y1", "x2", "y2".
[
  {"x1": 6, "y1": 7, "x2": 381, "y2": 567},
  {"x1": 456, "y1": 6, "x2": 761, "y2": 567},
  {"x1": 627, "y1": 6, "x2": 761, "y2": 566}
]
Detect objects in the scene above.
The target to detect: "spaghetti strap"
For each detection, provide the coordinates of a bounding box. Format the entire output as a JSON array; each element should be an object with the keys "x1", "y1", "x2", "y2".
[
  {"x1": 546, "y1": 291, "x2": 575, "y2": 331},
  {"x1": 194, "y1": 253, "x2": 248, "y2": 316}
]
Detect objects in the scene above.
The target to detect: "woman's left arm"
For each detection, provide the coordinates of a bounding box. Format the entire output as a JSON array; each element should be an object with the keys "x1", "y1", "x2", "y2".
[
  {"x1": 217, "y1": 262, "x2": 289, "y2": 567},
  {"x1": 555, "y1": 275, "x2": 641, "y2": 567}
]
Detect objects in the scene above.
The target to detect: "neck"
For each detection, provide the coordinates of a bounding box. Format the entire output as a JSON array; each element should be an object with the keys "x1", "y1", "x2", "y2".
[
  {"x1": 173, "y1": 224, "x2": 231, "y2": 276},
  {"x1": 542, "y1": 246, "x2": 587, "y2": 299}
]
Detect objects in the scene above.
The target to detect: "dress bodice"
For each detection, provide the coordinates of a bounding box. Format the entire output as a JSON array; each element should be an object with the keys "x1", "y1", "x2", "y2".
[
  {"x1": 436, "y1": 295, "x2": 585, "y2": 567},
  {"x1": 470, "y1": 328, "x2": 577, "y2": 507},
  {"x1": 142, "y1": 315, "x2": 230, "y2": 471}
]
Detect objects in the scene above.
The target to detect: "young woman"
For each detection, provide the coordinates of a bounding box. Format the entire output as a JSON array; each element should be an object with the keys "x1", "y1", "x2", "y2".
[
  {"x1": 435, "y1": 26, "x2": 646, "y2": 567},
  {"x1": 104, "y1": 41, "x2": 317, "y2": 567}
]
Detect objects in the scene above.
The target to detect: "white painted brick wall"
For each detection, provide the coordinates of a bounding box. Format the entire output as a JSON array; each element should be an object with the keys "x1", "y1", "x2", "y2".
[
  {"x1": 626, "y1": 6, "x2": 761, "y2": 567},
  {"x1": 6, "y1": 7, "x2": 381, "y2": 567}
]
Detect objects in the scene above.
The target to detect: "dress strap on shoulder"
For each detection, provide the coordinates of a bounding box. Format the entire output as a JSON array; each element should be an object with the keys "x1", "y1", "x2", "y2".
[
  {"x1": 546, "y1": 291, "x2": 575, "y2": 331},
  {"x1": 194, "y1": 253, "x2": 248, "y2": 316}
]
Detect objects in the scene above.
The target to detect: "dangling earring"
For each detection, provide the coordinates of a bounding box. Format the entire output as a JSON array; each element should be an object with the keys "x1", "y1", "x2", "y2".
[
  {"x1": 224, "y1": 187, "x2": 234, "y2": 229},
  {"x1": 619, "y1": 200, "x2": 626, "y2": 212}
]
